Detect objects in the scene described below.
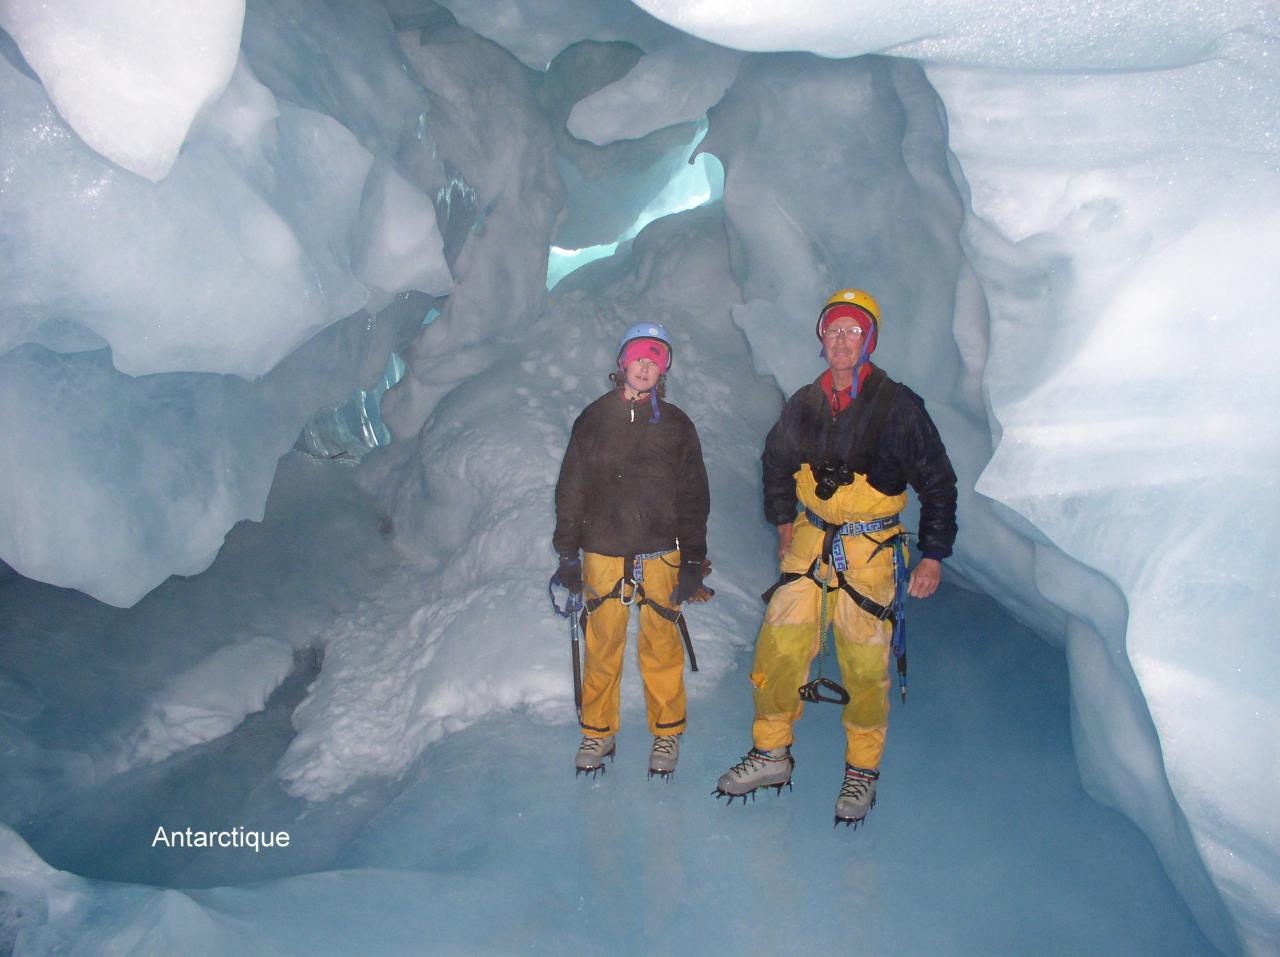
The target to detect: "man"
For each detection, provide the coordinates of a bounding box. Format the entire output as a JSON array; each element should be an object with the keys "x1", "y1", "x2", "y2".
[
  {"x1": 553, "y1": 322, "x2": 710, "y2": 778},
  {"x1": 714, "y1": 289, "x2": 957, "y2": 826}
]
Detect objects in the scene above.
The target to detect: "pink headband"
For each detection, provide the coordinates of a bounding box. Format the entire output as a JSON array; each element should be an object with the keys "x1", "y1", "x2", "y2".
[
  {"x1": 619, "y1": 339, "x2": 670, "y2": 374},
  {"x1": 818, "y1": 304, "x2": 874, "y2": 338}
]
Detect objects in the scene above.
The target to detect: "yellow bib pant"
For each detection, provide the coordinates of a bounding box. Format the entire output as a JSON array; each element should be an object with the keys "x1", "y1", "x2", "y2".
[
  {"x1": 750, "y1": 470, "x2": 908, "y2": 770},
  {"x1": 579, "y1": 551, "x2": 687, "y2": 739}
]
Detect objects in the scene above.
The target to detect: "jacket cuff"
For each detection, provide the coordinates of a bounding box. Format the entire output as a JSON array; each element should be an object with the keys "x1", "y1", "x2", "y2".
[
  {"x1": 679, "y1": 547, "x2": 707, "y2": 565},
  {"x1": 764, "y1": 505, "x2": 796, "y2": 527}
]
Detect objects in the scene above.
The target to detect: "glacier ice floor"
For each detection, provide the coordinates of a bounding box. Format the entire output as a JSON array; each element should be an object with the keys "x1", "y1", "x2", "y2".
[
  {"x1": 322, "y1": 586, "x2": 1215, "y2": 957},
  {"x1": 0, "y1": 459, "x2": 1215, "y2": 955}
]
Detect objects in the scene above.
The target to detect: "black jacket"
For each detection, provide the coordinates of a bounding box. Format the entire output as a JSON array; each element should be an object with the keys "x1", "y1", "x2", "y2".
[
  {"x1": 554, "y1": 390, "x2": 709, "y2": 564},
  {"x1": 762, "y1": 367, "x2": 958, "y2": 559}
]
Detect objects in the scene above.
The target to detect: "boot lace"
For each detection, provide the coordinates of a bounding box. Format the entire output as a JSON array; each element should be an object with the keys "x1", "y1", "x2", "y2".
[
  {"x1": 730, "y1": 748, "x2": 783, "y2": 778},
  {"x1": 579, "y1": 735, "x2": 605, "y2": 754},
  {"x1": 652, "y1": 735, "x2": 678, "y2": 756},
  {"x1": 841, "y1": 769, "x2": 878, "y2": 800}
]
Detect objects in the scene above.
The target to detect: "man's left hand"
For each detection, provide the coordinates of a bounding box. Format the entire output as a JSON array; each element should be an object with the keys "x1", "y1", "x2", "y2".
[{"x1": 907, "y1": 557, "x2": 941, "y2": 599}]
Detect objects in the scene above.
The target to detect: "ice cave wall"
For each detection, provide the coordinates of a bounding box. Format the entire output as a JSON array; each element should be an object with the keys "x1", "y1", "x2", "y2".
[{"x1": 1, "y1": 0, "x2": 1277, "y2": 953}]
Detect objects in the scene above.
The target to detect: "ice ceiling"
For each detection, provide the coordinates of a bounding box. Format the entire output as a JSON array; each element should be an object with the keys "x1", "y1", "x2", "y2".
[{"x1": 0, "y1": 0, "x2": 1277, "y2": 953}]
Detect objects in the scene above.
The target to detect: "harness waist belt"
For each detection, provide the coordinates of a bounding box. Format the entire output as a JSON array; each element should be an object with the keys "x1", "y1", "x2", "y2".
[
  {"x1": 627, "y1": 548, "x2": 676, "y2": 587},
  {"x1": 804, "y1": 509, "x2": 900, "y2": 572},
  {"x1": 803, "y1": 509, "x2": 900, "y2": 537}
]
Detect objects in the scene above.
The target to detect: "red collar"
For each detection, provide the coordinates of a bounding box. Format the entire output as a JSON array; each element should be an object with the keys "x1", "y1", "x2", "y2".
[{"x1": 820, "y1": 365, "x2": 873, "y2": 414}]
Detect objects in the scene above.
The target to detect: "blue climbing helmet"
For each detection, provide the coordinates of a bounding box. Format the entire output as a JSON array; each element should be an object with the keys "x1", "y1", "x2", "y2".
[{"x1": 616, "y1": 322, "x2": 674, "y2": 370}]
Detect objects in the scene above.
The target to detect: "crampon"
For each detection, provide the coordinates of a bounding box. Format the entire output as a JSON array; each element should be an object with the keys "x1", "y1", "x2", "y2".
[
  {"x1": 711, "y1": 778, "x2": 793, "y2": 804},
  {"x1": 833, "y1": 795, "x2": 875, "y2": 829},
  {"x1": 711, "y1": 747, "x2": 795, "y2": 804},
  {"x1": 647, "y1": 734, "x2": 679, "y2": 780},
  {"x1": 577, "y1": 758, "x2": 613, "y2": 779}
]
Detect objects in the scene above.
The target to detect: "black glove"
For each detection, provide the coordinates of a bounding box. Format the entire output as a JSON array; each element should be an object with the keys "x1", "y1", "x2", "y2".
[
  {"x1": 669, "y1": 560, "x2": 704, "y2": 605},
  {"x1": 554, "y1": 556, "x2": 583, "y2": 595}
]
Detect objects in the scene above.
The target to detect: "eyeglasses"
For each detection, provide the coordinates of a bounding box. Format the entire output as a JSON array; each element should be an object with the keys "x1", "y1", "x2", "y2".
[{"x1": 821, "y1": 326, "x2": 864, "y2": 340}]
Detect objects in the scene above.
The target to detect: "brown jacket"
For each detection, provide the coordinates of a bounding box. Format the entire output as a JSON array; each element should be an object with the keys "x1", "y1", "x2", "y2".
[{"x1": 554, "y1": 389, "x2": 709, "y2": 564}]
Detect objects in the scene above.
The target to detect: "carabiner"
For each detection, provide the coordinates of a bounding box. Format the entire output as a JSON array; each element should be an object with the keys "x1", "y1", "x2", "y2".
[
  {"x1": 798, "y1": 677, "x2": 851, "y2": 705},
  {"x1": 619, "y1": 578, "x2": 639, "y2": 606}
]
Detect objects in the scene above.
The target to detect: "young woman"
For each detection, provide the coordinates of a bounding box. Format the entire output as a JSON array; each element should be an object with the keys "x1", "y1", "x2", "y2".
[{"x1": 553, "y1": 322, "x2": 710, "y2": 778}]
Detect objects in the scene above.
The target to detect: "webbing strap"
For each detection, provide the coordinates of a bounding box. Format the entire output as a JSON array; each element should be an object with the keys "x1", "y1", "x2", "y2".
[
  {"x1": 675, "y1": 613, "x2": 698, "y2": 672},
  {"x1": 628, "y1": 548, "x2": 676, "y2": 585},
  {"x1": 839, "y1": 578, "x2": 893, "y2": 620},
  {"x1": 803, "y1": 509, "x2": 901, "y2": 537},
  {"x1": 583, "y1": 578, "x2": 623, "y2": 616},
  {"x1": 760, "y1": 562, "x2": 892, "y2": 620}
]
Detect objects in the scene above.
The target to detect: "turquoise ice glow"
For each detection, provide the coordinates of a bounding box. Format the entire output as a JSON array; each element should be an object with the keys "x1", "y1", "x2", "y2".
[
  {"x1": 295, "y1": 350, "x2": 409, "y2": 463},
  {"x1": 547, "y1": 130, "x2": 725, "y2": 289}
]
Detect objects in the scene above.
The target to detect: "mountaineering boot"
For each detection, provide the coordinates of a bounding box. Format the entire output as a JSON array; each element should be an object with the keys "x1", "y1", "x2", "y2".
[
  {"x1": 648, "y1": 735, "x2": 680, "y2": 778},
  {"x1": 713, "y1": 747, "x2": 794, "y2": 802},
  {"x1": 834, "y1": 765, "x2": 879, "y2": 827},
  {"x1": 575, "y1": 735, "x2": 615, "y2": 776}
]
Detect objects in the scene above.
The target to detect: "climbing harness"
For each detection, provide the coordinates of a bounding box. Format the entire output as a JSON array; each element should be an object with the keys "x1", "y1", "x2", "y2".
[
  {"x1": 582, "y1": 550, "x2": 700, "y2": 672},
  {"x1": 549, "y1": 550, "x2": 712, "y2": 723},
  {"x1": 762, "y1": 510, "x2": 912, "y2": 705},
  {"x1": 803, "y1": 508, "x2": 899, "y2": 574}
]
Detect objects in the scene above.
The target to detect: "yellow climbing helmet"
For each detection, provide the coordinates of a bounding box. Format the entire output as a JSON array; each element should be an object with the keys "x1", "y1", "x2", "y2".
[{"x1": 816, "y1": 288, "x2": 882, "y2": 341}]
